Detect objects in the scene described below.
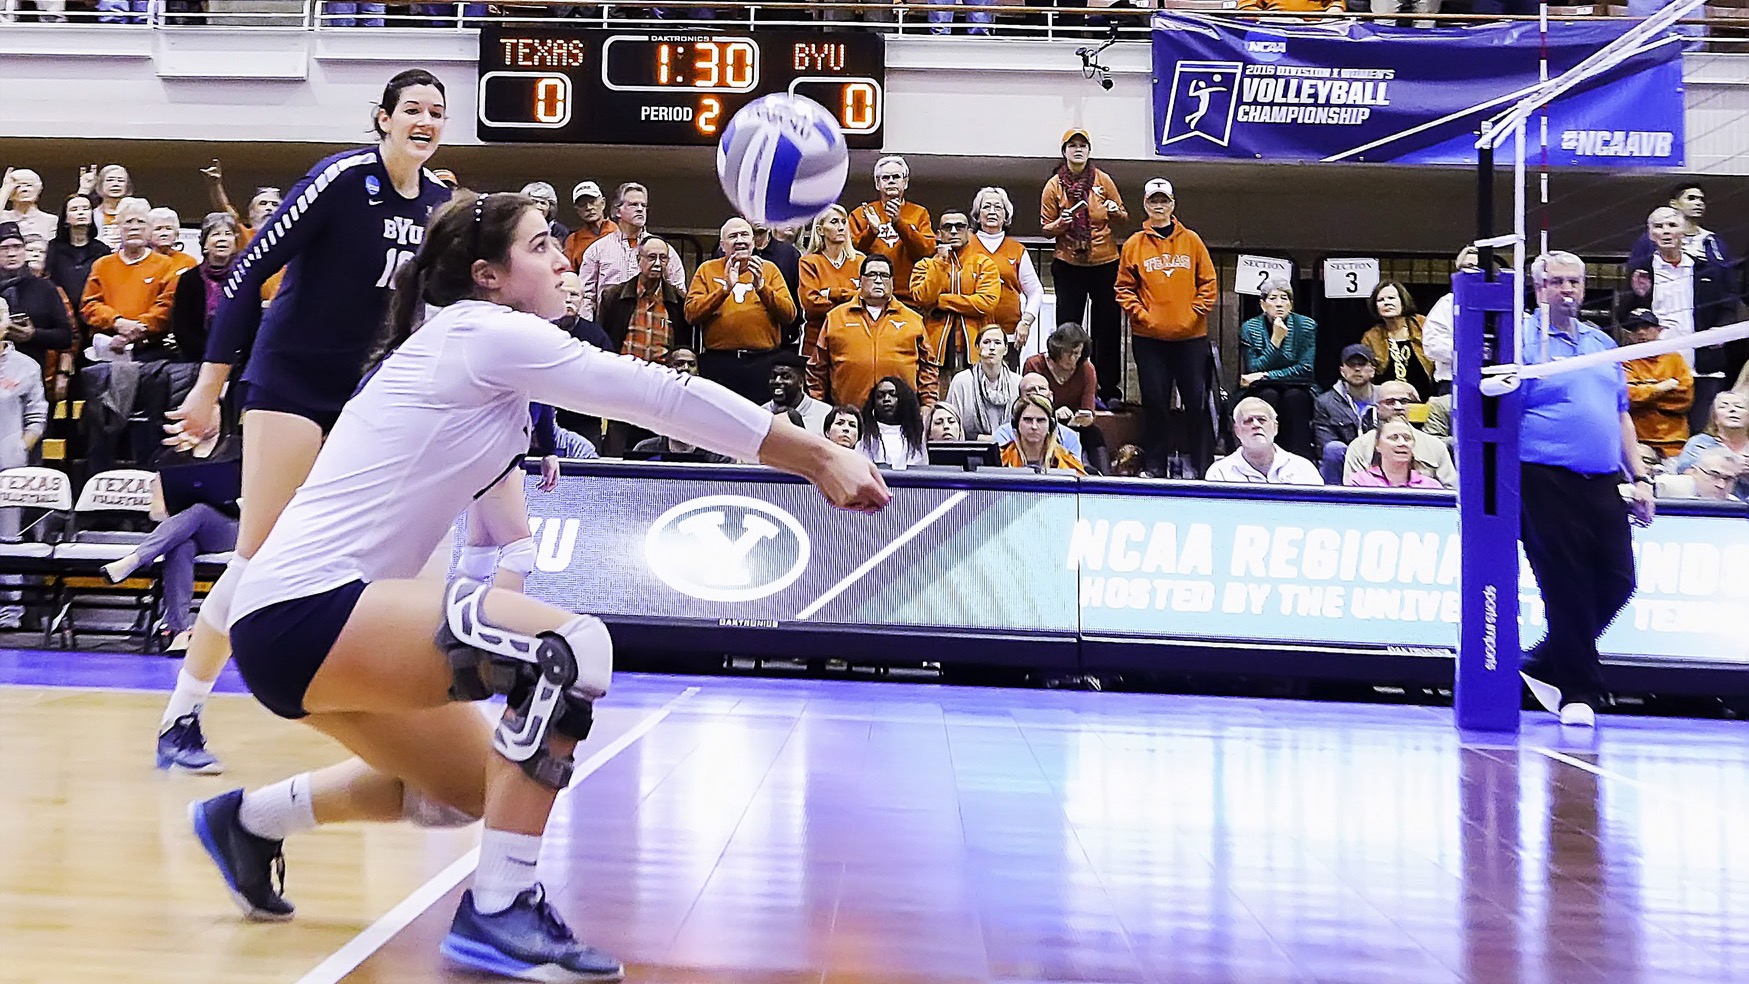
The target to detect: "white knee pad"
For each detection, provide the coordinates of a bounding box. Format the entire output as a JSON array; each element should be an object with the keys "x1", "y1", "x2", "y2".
[
  {"x1": 555, "y1": 613, "x2": 613, "y2": 701},
  {"x1": 497, "y1": 537, "x2": 537, "y2": 578},
  {"x1": 402, "y1": 786, "x2": 480, "y2": 829},
  {"x1": 454, "y1": 544, "x2": 498, "y2": 581},
  {"x1": 196, "y1": 554, "x2": 250, "y2": 632}
]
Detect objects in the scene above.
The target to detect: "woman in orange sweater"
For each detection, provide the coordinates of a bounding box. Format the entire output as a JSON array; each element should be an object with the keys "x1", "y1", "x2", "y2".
[
  {"x1": 1041, "y1": 128, "x2": 1127, "y2": 401},
  {"x1": 999, "y1": 394, "x2": 1086, "y2": 474},
  {"x1": 798, "y1": 204, "x2": 862, "y2": 355},
  {"x1": 968, "y1": 187, "x2": 1043, "y2": 365},
  {"x1": 1113, "y1": 178, "x2": 1218, "y2": 477}
]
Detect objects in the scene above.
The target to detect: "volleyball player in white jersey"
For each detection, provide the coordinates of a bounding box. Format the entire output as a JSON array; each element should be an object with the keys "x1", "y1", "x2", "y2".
[{"x1": 183, "y1": 192, "x2": 889, "y2": 982}]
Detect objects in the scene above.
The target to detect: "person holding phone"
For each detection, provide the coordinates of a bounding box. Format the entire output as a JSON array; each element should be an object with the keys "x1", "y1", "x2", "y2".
[{"x1": 1041, "y1": 128, "x2": 1127, "y2": 403}]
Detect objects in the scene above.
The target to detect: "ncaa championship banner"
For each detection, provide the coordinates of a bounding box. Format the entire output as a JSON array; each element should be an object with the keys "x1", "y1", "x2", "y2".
[
  {"x1": 511, "y1": 469, "x2": 1748, "y2": 666},
  {"x1": 1151, "y1": 14, "x2": 1685, "y2": 166}
]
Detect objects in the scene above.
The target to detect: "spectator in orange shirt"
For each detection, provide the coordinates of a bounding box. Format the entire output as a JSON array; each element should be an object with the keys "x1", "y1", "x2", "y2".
[
  {"x1": 968, "y1": 186, "x2": 1043, "y2": 365},
  {"x1": 847, "y1": 156, "x2": 935, "y2": 306},
  {"x1": 562, "y1": 181, "x2": 615, "y2": 271},
  {"x1": 199, "y1": 159, "x2": 282, "y2": 235},
  {"x1": 1042, "y1": 127, "x2": 1128, "y2": 402},
  {"x1": 910, "y1": 209, "x2": 1001, "y2": 384},
  {"x1": 686, "y1": 216, "x2": 797, "y2": 403},
  {"x1": 807, "y1": 254, "x2": 937, "y2": 409},
  {"x1": 1235, "y1": 0, "x2": 1346, "y2": 13},
  {"x1": 80, "y1": 197, "x2": 177, "y2": 361},
  {"x1": 150, "y1": 206, "x2": 198, "y2": 276},
  {"x1": 1619, "y1": 307, "x2": 1693, "y2": 458},
  {"x1": 798, "y1": 204, "x2": 862, "y2": 355},
  {"x1": 999, "y1": 394, "x2": 1086, "y2": 474},
  {"x1": 1114, "y1": 177, "x2": 1218, "y2": 477}
]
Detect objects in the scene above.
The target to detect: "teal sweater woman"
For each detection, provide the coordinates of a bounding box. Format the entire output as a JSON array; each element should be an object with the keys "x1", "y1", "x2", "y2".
[{"x1": 1237, "y1": 280, "x2": 1318, "y2": 454}]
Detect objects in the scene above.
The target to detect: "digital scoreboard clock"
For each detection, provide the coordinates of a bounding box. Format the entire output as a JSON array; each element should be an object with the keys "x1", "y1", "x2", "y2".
[{"x1": 477, "y1": 27, "x2": 885, "y2": 148}]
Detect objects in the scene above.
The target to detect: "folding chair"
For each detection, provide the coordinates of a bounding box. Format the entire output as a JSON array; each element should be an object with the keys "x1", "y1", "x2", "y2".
[
  {"x1": 47, "y1": 468, "x2": 162, "y2": 651},
  {"x1": 0, "y1": 466, "x2": 74, "y2": 634}
]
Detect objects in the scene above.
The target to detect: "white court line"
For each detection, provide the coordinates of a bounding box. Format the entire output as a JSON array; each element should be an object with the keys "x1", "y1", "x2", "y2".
[
  {"x1": 793, "y1": 490, "x2": 967, "y2": 621},
  {"x1": 292, "y1": 685, "x2": 701, "y2": 984},
  {"x1": 1530, "y1": 745, "x2": 1652, "y2": 790}
]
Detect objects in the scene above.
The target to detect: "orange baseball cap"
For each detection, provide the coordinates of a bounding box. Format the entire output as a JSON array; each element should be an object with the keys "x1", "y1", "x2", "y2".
[{"x1": 1061, "y1": 127, "x2": 1092, "y2": 148}]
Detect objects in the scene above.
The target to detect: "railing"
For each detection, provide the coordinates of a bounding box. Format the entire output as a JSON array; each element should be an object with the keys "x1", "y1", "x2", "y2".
[{"x1": 5, "y1": 0, "x2": 1745, "y2": 47}]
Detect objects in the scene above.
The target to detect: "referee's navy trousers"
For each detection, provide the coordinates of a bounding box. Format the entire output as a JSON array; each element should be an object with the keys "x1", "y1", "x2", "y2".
[{"x1": 1519, "y1": 463, "x2": 1638, "y2": 709}]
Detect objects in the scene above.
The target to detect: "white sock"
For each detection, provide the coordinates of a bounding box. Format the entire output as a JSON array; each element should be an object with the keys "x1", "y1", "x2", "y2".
[
  {"x1": 237, "y1": 774, "x2": 319, "y2": 842},
  {"x1": 472, "y1": 828, "x2": 543, "y2": 914},
  {"x1": 160, "y1": 667, "x2": 216, "y2": 730}
]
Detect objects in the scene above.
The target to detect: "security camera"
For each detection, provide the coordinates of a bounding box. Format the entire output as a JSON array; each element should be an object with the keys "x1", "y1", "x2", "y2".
[{"x1": 1077, "y1": 28, "x2": 1119, "y2": 91}]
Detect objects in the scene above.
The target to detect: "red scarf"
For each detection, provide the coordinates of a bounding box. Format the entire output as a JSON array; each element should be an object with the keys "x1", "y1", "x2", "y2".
[{"x1": 1055, "y1": 162, "x2": 1096, "y2": 257}]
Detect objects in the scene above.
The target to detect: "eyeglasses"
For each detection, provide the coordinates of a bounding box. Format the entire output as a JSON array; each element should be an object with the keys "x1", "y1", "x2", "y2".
[
  {"x1": 862, "y1": 271, "x2": 893, "y2": 280},
  {"x1": 1379, "y1": 396, "x2": 1413, "y2": 405},
  {"x1": 939, "y1": 222, "x2": 968, "y2": 232},
  {"x1": 1696, "y1": 467, "x2": 1734, "y2": 480}
]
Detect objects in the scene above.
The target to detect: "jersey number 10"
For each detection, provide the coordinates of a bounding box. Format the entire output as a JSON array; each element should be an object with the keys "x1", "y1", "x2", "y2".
[{"x1": 375, "y1": 248, "x2": 417, "y2": 289}]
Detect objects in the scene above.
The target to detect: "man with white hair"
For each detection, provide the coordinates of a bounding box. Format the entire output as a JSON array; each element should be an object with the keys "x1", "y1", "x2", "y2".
[
  {"x1": 80, "y1": 197, "x2": 177, "y2": 361},
  {"x1": 1628, "y1": 205, "x2": 1737, "y2": 434},
  {"x1": 686, "y1": 216, "x2": 797, "y2": 403},
  {"x1": 848, "y1": 155, "x2": 935, "y2": 306},
  {"x1": 1204, "y1": 397, "x2": 1321, "y2": 485},
  {"x1": 1517, "y1": 250, "x2": 1656, "y2": 729}
]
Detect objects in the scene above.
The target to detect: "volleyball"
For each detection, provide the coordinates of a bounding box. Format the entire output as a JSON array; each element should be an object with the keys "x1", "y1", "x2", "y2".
[{"x1": 715, "y1": 93, "x2": 849, "y2": 229}]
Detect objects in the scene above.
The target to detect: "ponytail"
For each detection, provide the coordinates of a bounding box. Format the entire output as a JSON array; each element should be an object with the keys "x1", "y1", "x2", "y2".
[{"x1": 364, "y1": 189, "x2": 537, "y2": 373}]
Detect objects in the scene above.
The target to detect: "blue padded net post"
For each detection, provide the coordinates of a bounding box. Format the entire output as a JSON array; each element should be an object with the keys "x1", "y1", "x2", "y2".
[{"x1": 1452, "y1": 268, "x2": 1523, "y2": 733}]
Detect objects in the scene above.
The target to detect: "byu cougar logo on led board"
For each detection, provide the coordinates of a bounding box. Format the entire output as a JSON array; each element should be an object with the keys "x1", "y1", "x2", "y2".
[{"x1": 644, "y1": 495, "x2": 811, "y2": 602}]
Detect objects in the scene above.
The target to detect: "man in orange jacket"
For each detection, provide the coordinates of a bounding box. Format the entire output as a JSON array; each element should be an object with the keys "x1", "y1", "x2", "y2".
[
  {"x1": 1619, "y1": 307, "x2": 1693, "y2": 458},
  {"x1": 909, "y1": 209, "x2": 1000, "y2": 392},
  {"x1": 1114, "y1": 177, "x2": 1219, "y2": 477},
  {"x1": 808, "y1": 254, "x2": 938, "y2": 410},
  {"x1": 847, "y1": 155, "x2": 936, "y2": 306}
]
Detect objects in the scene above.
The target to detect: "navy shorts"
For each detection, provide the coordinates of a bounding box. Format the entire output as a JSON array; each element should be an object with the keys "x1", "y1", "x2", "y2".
[
  {"x1": 241, "y1": 384, "x2": 344, "y2": 435},
  {"x1": 231, "y1": 580, "x2": 369, "y2": 719}
]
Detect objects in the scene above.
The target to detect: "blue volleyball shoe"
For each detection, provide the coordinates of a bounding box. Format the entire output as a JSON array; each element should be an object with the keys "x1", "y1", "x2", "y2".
[{"x1": 441, "y1": 884, "x2": 624, "y2": 982}]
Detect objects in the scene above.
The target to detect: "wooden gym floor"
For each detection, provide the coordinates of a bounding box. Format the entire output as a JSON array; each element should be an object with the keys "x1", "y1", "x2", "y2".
[{"x1": 4, "y1": 648, "x2": 1749, "y2": 984}]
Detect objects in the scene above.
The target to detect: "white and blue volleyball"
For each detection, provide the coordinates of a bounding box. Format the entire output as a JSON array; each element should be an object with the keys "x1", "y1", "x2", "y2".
[{"x1": 716, "y1": 93, "x2": 849, "y2": 229}]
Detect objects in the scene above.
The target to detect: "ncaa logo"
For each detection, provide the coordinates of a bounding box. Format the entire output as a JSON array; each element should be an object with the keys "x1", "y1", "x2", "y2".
[{"x1": 644, "y1": 495, "x2": 811, "y2": 602}]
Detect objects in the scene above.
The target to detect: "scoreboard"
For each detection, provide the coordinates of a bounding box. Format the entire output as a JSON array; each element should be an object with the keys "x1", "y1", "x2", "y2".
[{"x1": 477, "y1": 27, "x2": 885, "y2": 148}]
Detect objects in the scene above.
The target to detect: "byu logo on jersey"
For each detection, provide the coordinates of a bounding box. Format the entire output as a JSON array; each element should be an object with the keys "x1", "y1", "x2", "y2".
[
  {"x1": 1162, "y1": 61, "x2": 1242, "y2": 149},
  {"x1": 643, "y1": 495, "x2": 811, "y2": 602}
]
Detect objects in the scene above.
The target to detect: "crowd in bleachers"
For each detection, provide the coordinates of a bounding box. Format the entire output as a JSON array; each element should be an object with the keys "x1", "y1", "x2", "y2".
[
  {"x1": 0, "y1": 0, "x2": 1714, "y2": 30},
  {"x1": 4, "y1": 136, "x2": 1749, "y2": 533}
]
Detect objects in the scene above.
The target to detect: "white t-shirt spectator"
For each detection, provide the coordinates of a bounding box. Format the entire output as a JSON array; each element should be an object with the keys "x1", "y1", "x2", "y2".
[
  {"x1": 1651, "y1": 253, "x2": 1697, "y2": 368},
  {"x1": 1204, "y1": 447, "x2": 1324, "y2": 485},
  {"x1": 1422, "y1": 293, "x2": 1454, "y2": 385}
]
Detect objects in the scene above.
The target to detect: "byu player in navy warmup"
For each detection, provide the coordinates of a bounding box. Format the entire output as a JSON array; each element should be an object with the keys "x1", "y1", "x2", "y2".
[
  {"x1": 185, "y1": 192, "x2": 889, "y2": 981},
  {"x1": 155, "y1": 69, "x2": 453, "y2": 774}
]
